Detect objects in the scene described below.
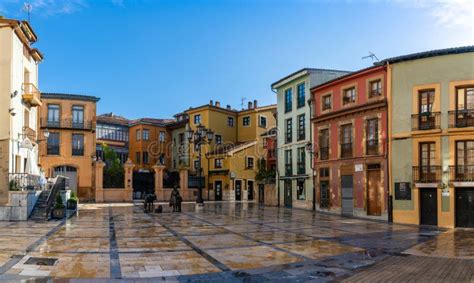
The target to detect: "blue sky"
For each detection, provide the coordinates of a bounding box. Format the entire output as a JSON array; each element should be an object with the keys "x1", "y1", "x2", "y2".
[{"x1": 1, "y1": 0, "x2": 473, "y2": 119}]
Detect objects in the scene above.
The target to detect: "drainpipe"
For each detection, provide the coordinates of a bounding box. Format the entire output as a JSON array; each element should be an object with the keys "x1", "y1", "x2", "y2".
[
  {"x1": 271, "y1": 87, "x2": 280, "y2": 207},
  {"x1": 307, "y1": 98, "x2": 316, "y2": 211},
  {"x1": 386, "y1": 63, "x2": 393, "y2": 223}
]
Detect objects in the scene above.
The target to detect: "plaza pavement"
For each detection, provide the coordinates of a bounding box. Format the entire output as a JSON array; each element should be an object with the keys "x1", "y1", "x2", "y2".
[{"x1": 0, "y1": 202, "x2": 472, "y2": 282}]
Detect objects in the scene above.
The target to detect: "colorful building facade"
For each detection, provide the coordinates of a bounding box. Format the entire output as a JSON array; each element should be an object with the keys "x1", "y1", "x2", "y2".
[
  {"x1": 272, "y1": 68, "x2": 349, "y2": 210},
  {"x1": 387, "y1": 47, "x2": 474, "y2": 228},
  {"x1": 311, "y1": 65, "x2": 389, "y2": 220},
  {"x1": 96, "y1": 113, "x2": 129, "y2": 164}
]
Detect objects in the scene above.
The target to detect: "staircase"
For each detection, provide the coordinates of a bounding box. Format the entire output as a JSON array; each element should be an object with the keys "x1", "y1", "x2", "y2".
[{"x1": 29, "y1": 189, "x2": 51, "y2": 221}]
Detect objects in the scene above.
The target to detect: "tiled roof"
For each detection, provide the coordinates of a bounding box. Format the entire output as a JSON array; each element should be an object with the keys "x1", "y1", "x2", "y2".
[
  {"x1": 271, "y1": 68, "x2": 351, "y2": 89},
  {"x1": 97, "y1": 113, "x2": 129, "y2": 126},
  {"x1": 376, "y1": 45, "x2": 474, "y2": 65},
  {"x1": 41, "y1": 92, "x2": 100, "y2": 102},
  {"x1": 128, "y1": 117, "x2": 176, "y2": 127}
]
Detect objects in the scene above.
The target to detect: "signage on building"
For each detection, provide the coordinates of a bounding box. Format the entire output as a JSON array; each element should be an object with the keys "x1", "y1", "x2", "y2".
[
  {"x1": 395, "y1": 182, "x2": 411, "y2": 200},
  {"x1": 354, "y1": 164, "x2": 363, "y2": 172}
]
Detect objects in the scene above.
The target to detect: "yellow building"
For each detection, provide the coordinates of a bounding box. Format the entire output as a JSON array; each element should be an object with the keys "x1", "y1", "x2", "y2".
[
  {"x1": 190, "y1": 100, "x2": 276, "y2": 201},
  {"x1": 39, "y1": 93, "x2": 100, "y2": 201}
]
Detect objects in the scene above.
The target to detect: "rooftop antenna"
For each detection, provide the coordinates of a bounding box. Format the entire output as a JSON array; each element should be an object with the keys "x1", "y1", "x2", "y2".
[
  {"x1": 240, "y1": 97, "x2": 246, "y2": 110},
  {"x1": 22, "y1": 3, "x2": 32, "y2": 22},
  {"x1": 362, "y1": 51, "x2": 380, "y2": 62}
]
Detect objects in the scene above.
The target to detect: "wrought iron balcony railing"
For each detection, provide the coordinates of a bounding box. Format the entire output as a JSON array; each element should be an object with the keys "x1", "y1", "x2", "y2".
[
  {"x1": 319, "y1": 147, "x2": 329, "y2": 160},
  {"x1": 9, "y1": 173, "x2": 41, "y2": 191},
  {"x1": 297, "y1": 162, "x2": 305, "y2": 175},
  {"x1": 449, "y1": 165, "x2": 474, "y2": 182},
  {"x1": 41, "y1": 118, "x2": 94, "y2": 131},
  {"x1": 412, "y1": 166, "x2": 442, "y2": 183},
  {"x1": 340, "y1": 143, "x2": 353, "y2": 158},
  {"x1": 366, "y1": 139, "x2": 379, "y2": 155},
  {"x1": 285, "y1": 164, "x2": 292, "y2": 176},
  {"x1": 411, "y1": 112, "x2": 441, "y2": 131},
  {"x1": 448, "y1": 110, "x2": 474, "y2": 128}
]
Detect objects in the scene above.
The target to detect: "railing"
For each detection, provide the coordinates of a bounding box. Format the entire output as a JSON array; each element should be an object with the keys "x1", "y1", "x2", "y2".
[
  {"x1": 8, "y1": 173, "x2": 41, "y2": 191},
  {"x1": 22, "y1": 83, "x2": 41, "y2": 106},
  {"x1": 412, "y1": 166, "x2": 442, "y2": 183},
  {"x1": 72, "y1": 147, "x2": 84, "y2": 156},
  {"x1": 449, "y1": 165, "x2": 474, "y2": 182},
  {"x1": 40, "y1": 118, "x2": 94, "y2": 130},
  {"x1": 448, "y1": 110, "x2": 474, "y2": 128},
  {"x1": 297, "y1": 162, "x2": 305, "y2": 175},
  {"x1": 45, "y1": 176, "x2": 68, "y2": 220},
  {"x1": 340, "y1": 143, "x2": 353, "y2": 158},
  {"x1": 411, "y1": 112, "x2": 441, "y2": 131},
  {"x1": 22, "y1": 126, "x2": 36, "y2": 141},
  {"x1": 366, "y1": 139, "x2": 379, "y2": 155},
  {"x1": 319, "y1": 147, "x2": 329, "y2": 160},
  {"x1": 285, "y1": 164, "x2": 292, "y2": 176},
  {"x1": 368, "y1": 89, "x2": 382, "y2": 98}
]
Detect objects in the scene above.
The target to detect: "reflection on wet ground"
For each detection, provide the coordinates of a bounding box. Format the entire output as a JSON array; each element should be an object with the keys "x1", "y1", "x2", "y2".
[{"x1": 0, "y1": 202, "x2": 471, "y2": 281}]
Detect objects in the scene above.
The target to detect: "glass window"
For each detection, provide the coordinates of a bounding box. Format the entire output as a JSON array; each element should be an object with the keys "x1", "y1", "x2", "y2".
[
  {"x1": 456, "y1": 141, "x2": 474, "y2": 166},
  {"x1": 135, "y1": 152, "x2": 141, "y2": 164},
  {"x1": 143, "y1": 152, "x2": 149, "y2": 164},
  {"x1": 319, "y1": 129, "x2": 329, "y2": 160},
  {"x1": 47, "y1": 132, "x2": 60, "y2": 155},
  {"x1": 297, "y1": 83, "x2": 305, "y2": 108},
  {"x1": 179, "y1": 133, "x2": 185, "y2": 144},
  {"x1": 367, "y1": 118, "x2": 378, "y2": 141},
  {"x1": 285, "y1": 118, "x2": 292, "y2": 143},
  {"x1": 456, "y1": 86, "x2": 474, "y2": 110},
  {"x1": 194, "y1": 159, "x2": 200, "y2": 170},
  {"x1": 259, "y1": 116, "x2": 267, "y2": 128},
  {"x1": 136, "y1": 129, "x2": 141, "y2": 141},
  {"x1": 419, "y1": 90, "x2": 435, "y2": 114},
  {"x1": 343, "y1": 87, "x2": 356, "y2": 105},
  {"x1": 159, "y1": 131, "x2": 165, "y2": 142},
  {"x1": 228, "y1": 117, "x2": 234, "y2": 127},
  {"x1": 215, "y1": 158, "x2": 223, "y2": 168},
  {"x1": 322, "y1": 95, "x2": 332, "y2": 110},
  {"x1": 215, "y1": 134, "x2": 222, "y2": 145},
  {"x1": 47, "y1": 104, "x2": 60, "y2": 127},
  {"x1": 285, "y1": 88, "x2": 292, "y2": 112},
  {"x1": 243, "y1": 116, "x2": 250, "y2": 126},
  {"x1": 297, "y1": 147, "x2": 305, "y2": 175},
  {"x1": 72, "y1": 105, "x2": 84, "y2": 128},
  {"x1": 246, "y1": 157, "x2": 254, "y2": 168},
  {"x1": 72, "y1": 134, "x2": 84, "y2": 156},
  {"x1": 369, "y1": 80, "x2": 382, "y2": 98},
  {"x1": 297, "y1": 180, "x2": 305, "y2": 200},
  {"x1": 142, "y1": 129, "x2": 149, "y2": 141},
  {"x1": 285, "y1": 149, "x2": 292, "y2": 176},
  {"x1": 194, "y1": 114, "x2": 201, "y2": 124},
  {"x1": 297, "y1": 114, "x2": 305, "y2": 141}
]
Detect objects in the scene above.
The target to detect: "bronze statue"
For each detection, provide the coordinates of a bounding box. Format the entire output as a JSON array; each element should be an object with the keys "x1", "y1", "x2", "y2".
[
  {"x1": 144, "y1": 192, "x2": 156, "y2": 213},
  {"x1": 169, "y1": 186, "x2": 181, "y2": 212}
]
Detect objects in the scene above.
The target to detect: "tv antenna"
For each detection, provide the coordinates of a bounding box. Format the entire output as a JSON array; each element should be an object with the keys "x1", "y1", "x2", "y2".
[
  {"x1": 362, "y1": 52, "x2": 380, "y2": 62},
  {"x1": 23, "y1": 3, "x2": 32, "y2": 22},
  {"x1": 240, "y1": 97, "x2": 246, "y2": 110}
]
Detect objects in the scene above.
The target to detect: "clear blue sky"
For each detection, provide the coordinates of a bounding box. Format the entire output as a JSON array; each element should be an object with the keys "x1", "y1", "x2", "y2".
[{"x1": 1, "y1": 0, "x2": 473, "y2": 119}]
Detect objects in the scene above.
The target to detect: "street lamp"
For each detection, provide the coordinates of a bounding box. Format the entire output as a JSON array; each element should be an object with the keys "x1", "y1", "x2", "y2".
[{"x1": 186, "y1": 124, "x2": 214, "y2": 204}]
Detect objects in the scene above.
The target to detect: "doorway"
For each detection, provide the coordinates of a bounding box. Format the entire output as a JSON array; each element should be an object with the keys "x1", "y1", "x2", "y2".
[
  {"x1": 258, "y1": 184, "x2": 264, "y2": 204},
  {"x1": 456, "y1": 187, "x2": 474, "y2": 228},
  {"x1": 214, "y1": 180, "x2": 222, "y2": 201},
  {"x1": 341, "y1": 175, "x2": 353, "y2": 216},
  {"x1": 235, "y1": 180, "x2": 242, "y2": 201},
  {"x1": 367, "y1": 165, "x2": 382, "y2": 216},
  {"x1": 284, "y1": 180, "x2": 292, "y2": 208},
  {"x1": 247, "y1": 180, "x2": 254, "y2": 201},
  {"x1": 419, "y1": 187, "x2": 438, "y2": 226}
]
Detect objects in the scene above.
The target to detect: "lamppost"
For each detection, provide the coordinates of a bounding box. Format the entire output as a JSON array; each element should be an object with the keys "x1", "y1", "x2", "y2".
[
  {"x1": 306, "y1": 141, "x2": 318, "y2": 211},
  {"x1": 186, "y1": 124, "x2": 214, "y2": 204}
]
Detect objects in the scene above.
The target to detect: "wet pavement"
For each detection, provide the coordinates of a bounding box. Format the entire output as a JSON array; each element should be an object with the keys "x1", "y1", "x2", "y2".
[{"x1": 0, "y1": 202, "x2": 472, "y2": 282}]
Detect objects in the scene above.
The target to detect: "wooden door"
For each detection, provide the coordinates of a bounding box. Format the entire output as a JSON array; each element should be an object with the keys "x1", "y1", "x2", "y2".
[{"x1": 367, "y1": 169, "x2": 382, "y2": 216}]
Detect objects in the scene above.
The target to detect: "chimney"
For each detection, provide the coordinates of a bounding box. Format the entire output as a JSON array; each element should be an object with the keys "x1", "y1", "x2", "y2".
[
  {"x1": 248, "y1": 101, "x2": 253, "y2": 109},
  {"x1": 226, "y1": 105, "x2": 231, "y2": 110},
  {"x1": 215, "y1": 101, "x2": 220, "y2": 107},
  {"x1": 210, "y1": 100, "x2": 213, "y2": 105},
  {"x1": 254, "y1": 100, "x2": 257, "y2": 108}
]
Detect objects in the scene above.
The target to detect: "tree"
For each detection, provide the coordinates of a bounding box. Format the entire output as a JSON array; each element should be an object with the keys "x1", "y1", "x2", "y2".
[
  {"x1": 255, "y1": 158, "x2": 275, "y2": 184},
  {"x1": 102, "y1": 143, "x2": 124, "y2": 188}
]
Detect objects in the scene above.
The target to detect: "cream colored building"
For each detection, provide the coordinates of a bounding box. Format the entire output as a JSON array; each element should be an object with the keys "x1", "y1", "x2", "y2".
[{"x1": 0, "y1": 18, "x2": 43, "y2": 205}]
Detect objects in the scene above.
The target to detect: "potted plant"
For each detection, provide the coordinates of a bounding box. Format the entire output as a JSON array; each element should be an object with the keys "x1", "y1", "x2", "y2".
[
  {"x1": 52, "y1": 194, "x2": 65, "y2": 219},
  {"x1": 67, "y1": 192, "x2": 79, "y2": 210},
  {"x1": 9, "y1": 179, "x2": 20, "y2": 191}
]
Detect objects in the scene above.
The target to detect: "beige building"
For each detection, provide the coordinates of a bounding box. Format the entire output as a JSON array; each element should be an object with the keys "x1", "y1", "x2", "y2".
[
  {"x1": 39, "y1": 93, "x2": 100, "y2": 201},
  {"x1": 0, "y1": 18, "x2": 43, "y2": 204}
]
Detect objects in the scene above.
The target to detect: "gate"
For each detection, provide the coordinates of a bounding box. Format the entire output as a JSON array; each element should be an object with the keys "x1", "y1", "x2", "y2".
[
  {"x1": 133, "y1": 172, "x2": 154, "y2": 199},
  {"x1": 341, "y1": 175, "x2": 353, "y2": 216}
]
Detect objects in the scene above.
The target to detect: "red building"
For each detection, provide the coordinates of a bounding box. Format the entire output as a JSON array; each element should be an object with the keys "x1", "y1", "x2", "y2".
[
  {"x1": 261, "y1": 127, "x2": 277, "y2": 172},
  {"x1": 311, "y1": 65, "x2": 388, "y2": 220}
]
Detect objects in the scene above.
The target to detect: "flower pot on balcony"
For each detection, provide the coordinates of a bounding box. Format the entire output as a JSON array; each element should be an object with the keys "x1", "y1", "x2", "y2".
[{"x1": 52, "y1": 208, "x2": 65, "y2": 219}]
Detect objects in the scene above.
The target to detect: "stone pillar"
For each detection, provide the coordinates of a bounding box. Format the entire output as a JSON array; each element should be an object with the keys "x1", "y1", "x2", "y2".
[
  {"x1": 124, "y1": 158, "x2": 135, "y2": 202},
  {"x1": 153, "y1": 164, "x2": 165, "y2": 201},
  {"x1": 95, "y1": 160, "x2": 105, "y2": 203},
  {"x1": 179, "y1": 169, "x2": 189, "y2": 201}
]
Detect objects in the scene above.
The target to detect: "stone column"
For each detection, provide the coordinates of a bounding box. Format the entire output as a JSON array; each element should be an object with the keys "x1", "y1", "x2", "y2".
[
  {"x1": 123, "y1": 158, "x2": 135, "y2": 202},
  {"x1": 153, "y1": 164, "x2": 165, "y2": 201},
  {"x1": 179, "y1": 169, "x2": 189, "y2": 201},
  {"x1": 95, "y1": 160, "x2": 105, "y2": 203}
]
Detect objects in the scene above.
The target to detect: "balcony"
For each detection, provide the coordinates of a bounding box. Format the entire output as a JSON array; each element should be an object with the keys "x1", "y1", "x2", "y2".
[
  {"x1": 448, "y1": 110, "x2": 474, "y2": 128},
  {"x1": 319, "y1": 147, "x2": 329, "y2": 160},
  {"x1": 22, "y1": 83, "x2": 42, "y2": 107},
  {"x1": 340, "y1": 143, "x2": 353, "y2": 158},
  {"x1": 41, "y1": 118, "x2": 95, "y2": 131},
  {"x1": 22, "y1": 126, "x2": 36, "y2": 141},
  {"x1": 368, "y1": 89, "x2": 382, "y2": 98},
  {"x1": 9, "y1": 173, "x2": 41, "y2": 191},
  {"x1": 366, "y1": 139, "x2": 379, "y2": 155},
  {"x1": 449, "y1": 165, "x2": 474, "y2": 182},
  {"x1": 285, "y1": 164, "x2": 292, "y2": 176},
  {"x1": 412, "y1": 166, "x2": 442, "y2": 183},
  {"x1": 411, "y1": 112, "x2": 441, "y2": 131}
]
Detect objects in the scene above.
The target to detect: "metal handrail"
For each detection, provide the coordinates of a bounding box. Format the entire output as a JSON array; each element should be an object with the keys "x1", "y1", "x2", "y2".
[{"x1": 45, "y1": 176, "x2": 67, "y2": 220}]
